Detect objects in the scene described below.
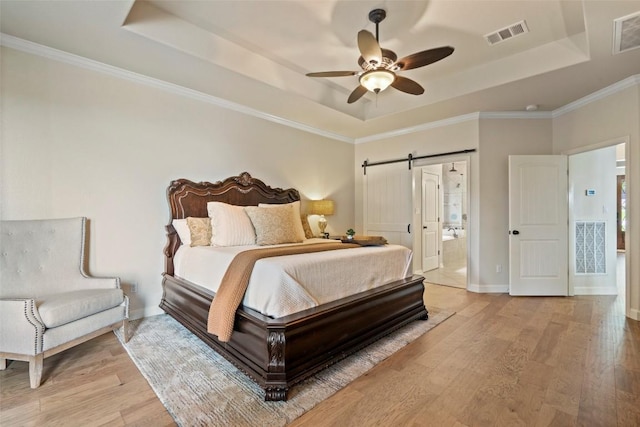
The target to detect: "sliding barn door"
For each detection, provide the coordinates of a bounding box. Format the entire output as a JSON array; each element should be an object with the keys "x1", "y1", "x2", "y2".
[{"x1": 364, "y1": 163, "x2": 412, "y2": 248}]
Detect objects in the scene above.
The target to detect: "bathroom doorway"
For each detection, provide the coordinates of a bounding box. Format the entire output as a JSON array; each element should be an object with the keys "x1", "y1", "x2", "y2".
[{"x1": 420, "y1": 160, "x2": 468, "y2": 288}]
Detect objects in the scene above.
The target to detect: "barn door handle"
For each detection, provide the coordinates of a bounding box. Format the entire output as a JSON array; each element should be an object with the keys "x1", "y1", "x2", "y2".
[
  {"x1": 408, "y1": 224, "x2": 411, "y2": 233},
  {"x1": 512, "y1": 230, "x2": 520, "y2": 235}
]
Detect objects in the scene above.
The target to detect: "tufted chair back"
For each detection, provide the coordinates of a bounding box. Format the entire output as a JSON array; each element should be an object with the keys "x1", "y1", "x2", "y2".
[
  {"x1": 0, "y1": 217, "x2": 94, "y2": 298},
  {"x1": 1, "y1": 216, "x2": 128, "y2": 388}
]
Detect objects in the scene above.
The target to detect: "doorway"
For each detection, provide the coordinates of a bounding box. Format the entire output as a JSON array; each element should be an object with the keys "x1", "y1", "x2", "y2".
[
  {"x1": 567, "y1": 141, "x2": 626, "y2": 300},
  {"x1": 419, "y1": 160, "x2": 468, "y2": 288}
]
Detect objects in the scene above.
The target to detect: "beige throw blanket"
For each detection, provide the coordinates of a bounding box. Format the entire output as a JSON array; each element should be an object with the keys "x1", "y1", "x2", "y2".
[{"x1": 207, "y1": 242, "x2": 358, "y2": 342}]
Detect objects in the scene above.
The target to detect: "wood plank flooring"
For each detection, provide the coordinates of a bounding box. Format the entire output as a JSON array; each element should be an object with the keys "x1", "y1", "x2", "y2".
[{"x1": 1, "y1": 283, "x2": 639, "y2": 426}]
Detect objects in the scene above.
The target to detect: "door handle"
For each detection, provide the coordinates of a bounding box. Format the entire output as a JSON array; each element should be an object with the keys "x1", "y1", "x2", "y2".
[
  {"x1": 512, "y1": 230, "x2": 520, "y2": 235},
  {"x1": 423, "y1": 226, "x2": 428, "y2": 229}
]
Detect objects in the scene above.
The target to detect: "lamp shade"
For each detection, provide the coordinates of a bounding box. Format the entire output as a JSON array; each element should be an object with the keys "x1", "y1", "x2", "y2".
[
  {"x1": 308, "y1": 199, "x2": 335, "y2": 216},
  {"x1": 359, "y1": 69, "x2": 395, "y2": 93}
]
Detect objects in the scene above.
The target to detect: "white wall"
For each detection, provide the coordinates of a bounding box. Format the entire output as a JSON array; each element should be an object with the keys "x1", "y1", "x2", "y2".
[
  {"x1": 569, "y1": 146, "x2": 618, "y2": 294},
  {"x1": 477, "y1": 118, "x2": 553, "y2": 291},
  {"x1": 3, "y1": 44, "x2": 638, "y2": 321},
  {"x1": 355, "y1": 117, "x2": 554, "y2": 293},
  {"x1": 354, "y1": 119, "x2": 480, "y2": 285},
  {"x1": 0, "y1": 47, "x2": 355, "y2": 318},
  {"x1": 553, "y1": 83, "x2": 640, "y2": 320}
]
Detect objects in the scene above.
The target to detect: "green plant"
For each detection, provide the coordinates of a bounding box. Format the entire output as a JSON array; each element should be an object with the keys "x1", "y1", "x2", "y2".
[{"x1": 346, "y1": 228, "x2": 355, "y2": 237}]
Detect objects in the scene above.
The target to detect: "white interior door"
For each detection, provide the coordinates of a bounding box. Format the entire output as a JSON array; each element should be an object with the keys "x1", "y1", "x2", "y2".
[
  {"x1": 509, "y1": 155, "x2": 568, "y2": 296},
  {"x1": 422, "y1": 170, "x2": 440, "y2": 271},
  {"x1": 364, "y1": 163, "x2": 412, "y2": 247}
]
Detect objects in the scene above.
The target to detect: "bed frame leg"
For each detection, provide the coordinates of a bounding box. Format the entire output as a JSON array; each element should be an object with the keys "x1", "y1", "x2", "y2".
[{"x1": 265, "y1": 386, "x2": 288, "y2": 401}]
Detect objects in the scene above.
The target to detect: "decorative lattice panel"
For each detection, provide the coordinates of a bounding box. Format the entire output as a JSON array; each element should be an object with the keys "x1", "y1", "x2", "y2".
[{"x1": 575, "y1": 221, "x2": 606, "y2": 274}]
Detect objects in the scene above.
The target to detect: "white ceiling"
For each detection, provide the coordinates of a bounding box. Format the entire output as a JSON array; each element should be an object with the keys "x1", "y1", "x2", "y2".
[{"x1": 1, "y1": 0, "x2": 639, "y2": 140}]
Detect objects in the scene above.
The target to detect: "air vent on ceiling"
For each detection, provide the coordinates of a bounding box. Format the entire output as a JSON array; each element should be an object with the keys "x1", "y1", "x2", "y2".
[
  {"x1": 485, "y1": 20, "x2": 529, "y2": 46},
  {"x1": 613, "y1": 11, "x2": 640, "y2": 54}
]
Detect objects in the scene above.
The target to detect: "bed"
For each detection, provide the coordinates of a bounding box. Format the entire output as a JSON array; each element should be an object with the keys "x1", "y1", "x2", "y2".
[{"x1": 159, "y1": 172, "x2": 428, "y2": 401}]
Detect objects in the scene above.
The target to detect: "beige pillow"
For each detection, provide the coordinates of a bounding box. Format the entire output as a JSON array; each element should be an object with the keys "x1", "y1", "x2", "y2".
[
  {"x1": 300, "y1": 214, "x2": 314, "y2": 239},
  {"x1": 245, "y1": 205, "x2": 304, "y2": 245},
  {"x1": 258, "y1": 201, "x2": 306, "y2": 242},
  {"x1": 207, "y1": 202, "x2": 256, "y2": 246},
  {"x1": 186, "y1": 217, "x2": 212, "y2": 247}
]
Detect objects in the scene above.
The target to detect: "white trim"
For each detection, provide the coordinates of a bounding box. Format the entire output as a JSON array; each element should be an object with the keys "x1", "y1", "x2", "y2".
[
  {"x1": 467, "y1": 283, "x2": 508, "y2": 293},
  {"x1": 552, "y1": 74, "x2": 640, "y2": 118},
  {"x1": 479, "y1": 111, "x2": 553, "y2": 119},
  {"x1": 562, "y1": 136, "x2": 630, "y2": 156},
  {"x1": 573, "y1": 287, "x2": 618, "y2": 296},
  {"x1": 2, "y1": 34, "x2": 638, "y2": 146},
  {"x1": 130, "y1": 306, "x2": 164, "y2": 320},
  {"x1": 0, "y1": 33, "x2": 353, "y2": 144},
  {"x1": 354, "y1": 113, "x2": 480, "y2": 144},
  {"x1": 628, "y1": 308, "x2": 640, "y2": 321}
]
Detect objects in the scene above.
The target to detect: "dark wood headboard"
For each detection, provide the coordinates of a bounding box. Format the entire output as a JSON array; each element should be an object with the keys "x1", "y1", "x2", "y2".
[{"x1": 163, "y1": 172, "x2": 300, "y2": 275}]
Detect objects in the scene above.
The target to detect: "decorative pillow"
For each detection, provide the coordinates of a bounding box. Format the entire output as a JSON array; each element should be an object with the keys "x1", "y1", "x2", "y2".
[
  {"x1": 244, "y1": 205, "x2": 304, "y2": 245},
  {"x1": 258, "y1": 201, "x2": 305, "y2": 242},
  {"x1": 300, "y1": 214, "x2": 314, "y2": 239},
  {"x1": 186, "y1": 217, "x2": 212, "y2": 247},
  {"x1": 172, "y1": 219, "x2": 192, "y2": 246},
  {"x1": 207, "y1": 202, "x2": 256, "y2": 246}
]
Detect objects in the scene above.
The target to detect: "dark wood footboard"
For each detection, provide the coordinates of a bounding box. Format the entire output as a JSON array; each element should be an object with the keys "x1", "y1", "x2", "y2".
[
  {"x1": 160, "y1": 173, "x2": 428, "y2": 401},
  {"x1": 159, "y1": 273, "x2": 427, "y2": 401}
]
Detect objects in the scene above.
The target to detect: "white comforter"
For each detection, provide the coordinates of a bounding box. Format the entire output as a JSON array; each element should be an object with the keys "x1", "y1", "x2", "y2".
[{"x1": 173, "y1": 238, "x2": 413, "y2": 318}]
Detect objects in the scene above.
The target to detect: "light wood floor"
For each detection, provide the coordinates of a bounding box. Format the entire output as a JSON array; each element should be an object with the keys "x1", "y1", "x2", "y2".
[{"x1": 1, "y1": 283, "x2": 639, "y2": 426}]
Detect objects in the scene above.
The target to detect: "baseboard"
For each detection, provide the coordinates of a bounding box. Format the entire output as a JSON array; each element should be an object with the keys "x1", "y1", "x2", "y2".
[
  {"x1": 627, "y1": 308, "x2": 640, "y2": 321},
  {"x1": 130, "y1": 306, "x2": 165, "y2": 320},
  {"x1": 573, "y1": 287, "x2": 619, "y2": 295},
  {"x1": 467, "y1": 283, "x2": 508, "y2": 293}
]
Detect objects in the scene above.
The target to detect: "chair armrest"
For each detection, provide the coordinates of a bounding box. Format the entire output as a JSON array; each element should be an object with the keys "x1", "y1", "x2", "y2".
[
  {"x1": 0, "y1": 299, "x2": 45, "y2": 355},
  {"x1": 69, "y1": 276, "x2": 121, "y2": 291}
]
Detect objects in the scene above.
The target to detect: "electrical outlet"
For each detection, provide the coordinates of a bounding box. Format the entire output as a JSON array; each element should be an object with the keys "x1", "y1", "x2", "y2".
[
  {"x1": 130, "y1": 282, "x2": 138, "y2": 293},
  {"x1": 496, "y1": 264, "x2": 502, "y2": 273}
]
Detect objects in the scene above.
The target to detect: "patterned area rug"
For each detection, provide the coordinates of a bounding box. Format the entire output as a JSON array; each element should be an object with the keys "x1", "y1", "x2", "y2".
[{"x1": 115, "y1": 310, "x2": 453, "y2": 426}]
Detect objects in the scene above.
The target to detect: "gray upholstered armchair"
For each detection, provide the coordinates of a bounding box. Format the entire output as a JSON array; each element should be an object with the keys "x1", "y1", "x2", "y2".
[{"x1": 0, "y1": 217, "x2": 129, "y2": 388}]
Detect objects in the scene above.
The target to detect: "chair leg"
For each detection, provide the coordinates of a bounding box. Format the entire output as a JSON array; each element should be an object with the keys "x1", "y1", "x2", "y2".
[
  {"x1": 29, "y1": 354, "x2": 44, "y2": 389},
  {"x1": 122, "y1": 318, "x2": 130, "y2": 343},
  {"x1": 0, "y1": 357, "x2": 6, "y2": 370}
]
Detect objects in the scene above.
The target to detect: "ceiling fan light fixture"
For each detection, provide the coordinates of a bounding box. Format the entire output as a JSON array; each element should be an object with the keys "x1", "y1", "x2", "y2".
[{"x1": 359, "y1": 69, "x2": 395, "y2": 93}]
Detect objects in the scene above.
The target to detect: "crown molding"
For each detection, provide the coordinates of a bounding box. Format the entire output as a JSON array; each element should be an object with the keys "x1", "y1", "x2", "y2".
[
  {"x1": 354, "y1": 113, "x2": 481, "y2": 144},
  {"x1": 0, "y1": 33, "x2": 353, "y2": 144},
  {"x1": 2, "y1": 34, "x2": 638, "y2": 145},
  {"x1": 552, "y1": 74, "x2": 640, "y2": 118},
  {"x1": 479, "y1": 111, "x2": 553, "y2": 119},
  {"x1": 353, "y1": 110, "x2": 554, "y2": 144}
]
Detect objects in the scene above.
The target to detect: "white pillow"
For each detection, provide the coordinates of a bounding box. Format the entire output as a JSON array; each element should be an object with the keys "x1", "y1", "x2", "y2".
[
  {"x1": 258, "y1": 201, "x2": 305, "y2": 242},
  {"x1": 172, "y1": 219, "x2": 192, "y2": 246},
  {"x1": 207, "y1": 202, "x2": 256, "y2": 246}
]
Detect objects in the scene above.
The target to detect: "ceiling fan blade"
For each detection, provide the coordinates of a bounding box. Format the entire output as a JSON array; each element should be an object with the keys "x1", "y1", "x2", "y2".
[
  {"x1": 396, "y1": 46, "x2": 454, "y2": 70},
  {"x1": 357, "y1": 30, "x2": 382, "y2": 66},
  {"x1": 391, "y1": 76, "x2": 425, "y2": 95},
  {"x1": 306, "y1": 71, "x2": 357, "y2": 77},
  {"x1": 347, "y1": 85, "x2": 368, "y2": 104}
]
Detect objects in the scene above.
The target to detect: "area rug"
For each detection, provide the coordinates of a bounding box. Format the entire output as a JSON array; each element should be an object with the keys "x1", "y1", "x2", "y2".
[{"x1": 115, "y1": 310, "x2": 453, "y2": 426}]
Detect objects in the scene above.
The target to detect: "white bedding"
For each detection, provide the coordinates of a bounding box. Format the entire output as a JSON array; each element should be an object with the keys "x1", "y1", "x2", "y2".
[{"x1": 173, "y1": 238, "x2": 413, "y2": 318}]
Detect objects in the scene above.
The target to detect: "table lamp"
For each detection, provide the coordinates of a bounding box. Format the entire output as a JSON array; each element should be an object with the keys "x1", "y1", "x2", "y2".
[{"x1": 309, "y1": 199, "x2": 335, "y2": 237}]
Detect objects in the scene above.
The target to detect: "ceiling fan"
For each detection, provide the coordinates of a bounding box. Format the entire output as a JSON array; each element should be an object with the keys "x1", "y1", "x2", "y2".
[{"x1": 306, "y1": 9, "x2": 454, "y2": 104}]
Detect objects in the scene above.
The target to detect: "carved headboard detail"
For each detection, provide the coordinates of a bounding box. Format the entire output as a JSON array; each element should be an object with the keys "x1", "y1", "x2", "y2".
[{"x1": 163, "y1": 172, "x2": 300, "y2": 275}]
